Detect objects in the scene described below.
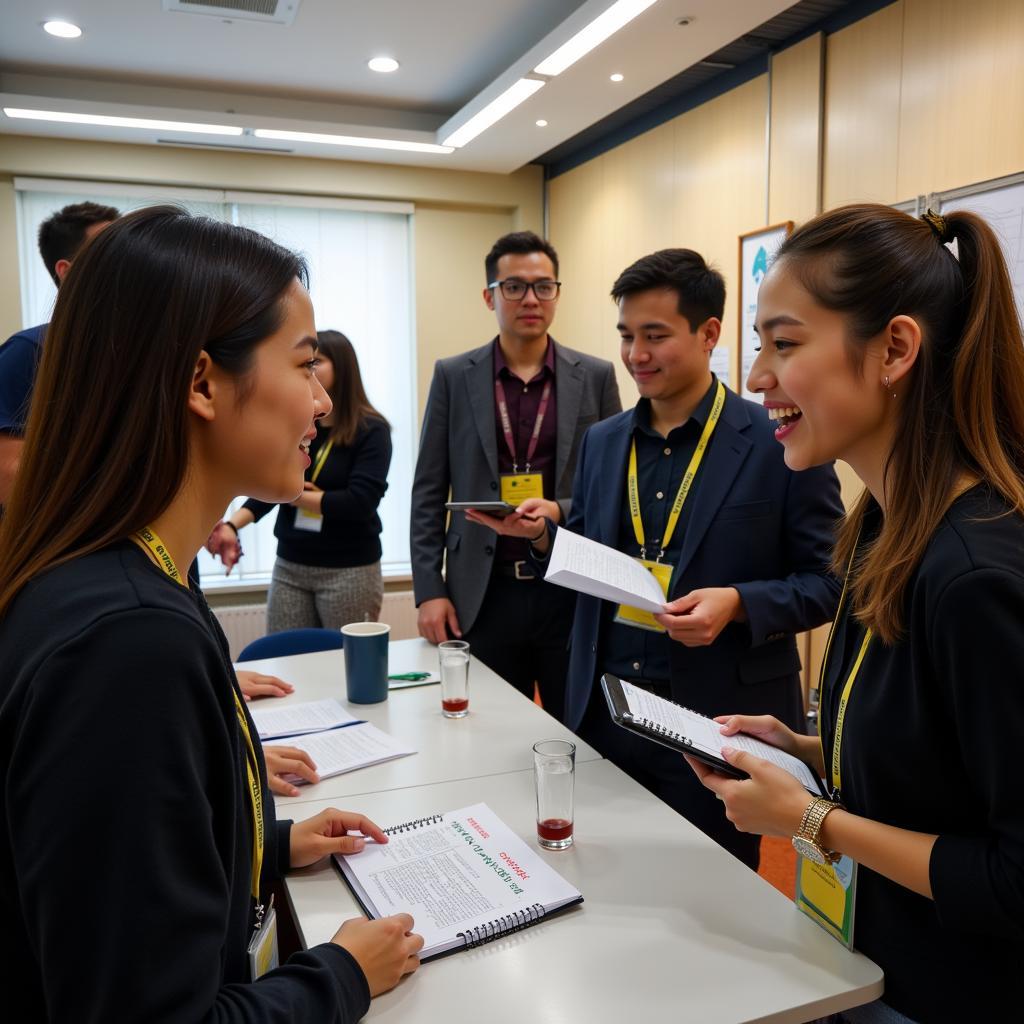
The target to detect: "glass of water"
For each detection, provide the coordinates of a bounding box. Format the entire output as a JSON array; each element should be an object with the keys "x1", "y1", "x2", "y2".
[
  {"x1": 533, "y1": 739, "x2": 575, "y2": 849},
  {"x1": 438, "y1": 640, "x2": 470, "y2": 718}
]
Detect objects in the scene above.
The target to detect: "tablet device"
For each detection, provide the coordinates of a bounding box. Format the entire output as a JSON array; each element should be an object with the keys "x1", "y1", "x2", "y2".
[{"x1": 446, "y1": 501, "x2": 518, "y2": 517}]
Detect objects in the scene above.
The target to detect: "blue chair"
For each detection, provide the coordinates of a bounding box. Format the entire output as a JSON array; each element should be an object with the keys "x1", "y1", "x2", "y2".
[{"x1": 237, "y1": 627, "x2": 344, "y2": 662}]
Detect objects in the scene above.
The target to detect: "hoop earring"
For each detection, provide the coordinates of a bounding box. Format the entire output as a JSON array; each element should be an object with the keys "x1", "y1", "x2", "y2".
[{"x1": 883, "y1": 375, "x2": 896, "y2": 399}]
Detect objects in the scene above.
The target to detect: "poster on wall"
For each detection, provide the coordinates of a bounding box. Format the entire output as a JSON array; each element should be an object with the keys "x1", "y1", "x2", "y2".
[{"x1": 738, "y1": 221, "x2": 793, "y2": 400}]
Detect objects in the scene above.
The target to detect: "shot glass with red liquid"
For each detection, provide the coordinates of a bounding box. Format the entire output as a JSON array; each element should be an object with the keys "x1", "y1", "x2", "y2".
[
  {"x1": 533, "y1": 739, "x2": 575, "y2": 849},
  {"x1": 438, "y1": 640, "x2": 470, "y2": 718}
]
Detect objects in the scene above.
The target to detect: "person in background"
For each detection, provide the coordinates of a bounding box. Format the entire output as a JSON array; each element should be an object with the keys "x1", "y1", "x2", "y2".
[
  {"x1": 0, "y1": 206, "x2": 421, "y2": 1020},
  {"x1": 689, "y1": 204, "x2": 1024, "y2": 1022},
  {"x1": 0, "y1": 200, "x2": 119, "y2": 504},
  {"x1": 411, "y1": 230, "x2": 621, "y2": 720},
  {"x1": 208, "y1": 330, "x2": 392, "y2": 632}
]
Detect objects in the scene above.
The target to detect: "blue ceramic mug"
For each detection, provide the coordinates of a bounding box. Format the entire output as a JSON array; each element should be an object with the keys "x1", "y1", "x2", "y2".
[{"x1": 341, "y1": 622, "x2": 390, "y2": 704}]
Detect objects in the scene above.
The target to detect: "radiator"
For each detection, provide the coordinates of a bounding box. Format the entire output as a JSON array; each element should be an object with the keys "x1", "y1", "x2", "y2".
[{"x1": 214, "y1": 590, "x2": 418, "y2": 661}]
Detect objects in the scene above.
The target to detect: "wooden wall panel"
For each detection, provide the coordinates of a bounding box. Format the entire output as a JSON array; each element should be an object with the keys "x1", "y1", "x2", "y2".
[
  {"x1": 823, "y1": 1, "x2": 904, "y2": 208},
  {"x1": 769, "y1": 32, "x2": 824, "y2": 224},
  {"x1": 898, "y1": 0, "x2": 1024, "y2": 198}
]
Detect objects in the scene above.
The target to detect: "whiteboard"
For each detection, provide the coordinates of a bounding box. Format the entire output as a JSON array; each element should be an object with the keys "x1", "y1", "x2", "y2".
[{"x1": 939, "y1": 175, "x2": 1024, "y2": 327}]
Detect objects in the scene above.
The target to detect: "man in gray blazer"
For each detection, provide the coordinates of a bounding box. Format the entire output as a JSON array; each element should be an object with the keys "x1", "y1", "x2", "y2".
[{"x1": 411, "y1": 231, "x2": 621, "y2": 719}]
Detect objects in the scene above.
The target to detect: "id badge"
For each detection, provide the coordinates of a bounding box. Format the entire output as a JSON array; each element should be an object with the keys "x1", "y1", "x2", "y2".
[
  {"x1": 795, "y1": 854, "x2": 857, "y2": 949},
  {"x1": 247, "y1": 903, "x2": 280, "y2": 980},
  {"x1": 293, "y1": 509, "x2": 323, "y2": 533},
  {"x1": 614, "y1": 559, "x2": 674, "y2": 633},
  {"x1": 500, "y1": 472, "x2": 544, "y2": 503}
]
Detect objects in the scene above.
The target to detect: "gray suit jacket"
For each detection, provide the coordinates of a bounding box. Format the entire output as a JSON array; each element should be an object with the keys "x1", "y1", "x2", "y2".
[{"x1": 411, "y1": 337, "x2": 621, "y2": 632}]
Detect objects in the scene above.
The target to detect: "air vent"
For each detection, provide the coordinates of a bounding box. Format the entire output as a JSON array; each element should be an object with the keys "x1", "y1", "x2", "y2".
[{"x1": 162, "y1": 0, "x2": 301, "y2": 26}]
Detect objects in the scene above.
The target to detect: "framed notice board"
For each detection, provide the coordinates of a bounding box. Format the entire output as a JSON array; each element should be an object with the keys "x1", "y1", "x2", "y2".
[{"x1": 737, "y1": 221, "x2": 793, "y2": 400}]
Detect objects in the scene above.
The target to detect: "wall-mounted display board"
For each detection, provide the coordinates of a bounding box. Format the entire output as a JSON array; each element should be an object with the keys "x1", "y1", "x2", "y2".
[
  {"x1": 933, "y1": 171, "x2": 1024, "y2": 325},
  {"x1": 738, "y1": 222, "x2": 793, "y2": 400}
]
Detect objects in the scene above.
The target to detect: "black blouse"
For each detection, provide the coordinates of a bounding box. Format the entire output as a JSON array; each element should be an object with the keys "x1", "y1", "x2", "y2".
[{"x1": 819, "y1": 486, "x2": 1024, "y2": 1020}]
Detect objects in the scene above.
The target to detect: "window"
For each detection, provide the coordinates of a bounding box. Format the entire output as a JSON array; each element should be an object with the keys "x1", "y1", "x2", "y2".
[{"x1": 14, "y1": 178, "x2": 415, "y2": 584}]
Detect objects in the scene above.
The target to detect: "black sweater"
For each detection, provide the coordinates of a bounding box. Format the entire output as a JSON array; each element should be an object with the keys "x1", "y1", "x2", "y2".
[
  {"x1": 244, "y1": 417, "x2": 392, "y2": 568},
  {"x1": 820, "y1": 486, "x2": 1024, "y2": 1020},
  {"x1": 0, "y1": 543, "x2": 371, "y2": 1022}
]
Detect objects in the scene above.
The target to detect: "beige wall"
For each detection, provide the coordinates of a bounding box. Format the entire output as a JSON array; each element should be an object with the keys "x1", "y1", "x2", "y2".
[
  {"x1": 546, "y1": 0, "x2": 1024, "y2": 697},
  {"x1": 0, "y1": 134, "x2": 544, "y2": 416}
]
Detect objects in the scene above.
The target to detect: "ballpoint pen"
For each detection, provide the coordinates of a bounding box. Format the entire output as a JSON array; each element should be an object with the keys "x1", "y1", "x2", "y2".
[{"x1": 388, "y1": 671, "x2": 432, "y2": 681}]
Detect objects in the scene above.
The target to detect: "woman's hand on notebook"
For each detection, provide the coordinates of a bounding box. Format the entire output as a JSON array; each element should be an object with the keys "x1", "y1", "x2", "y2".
[
  {"x1": 715, "y1": 714, "x2": 824, "y2": 773},
  {"x1": 333, "y1": 914, "x2": 424, "y2": 996},
  {"x1": 289, "y1": 808, "x2": 389, "y2": 868},
  {"x1": 684, "y1": 744, "x2": 810, "y2": 839}
]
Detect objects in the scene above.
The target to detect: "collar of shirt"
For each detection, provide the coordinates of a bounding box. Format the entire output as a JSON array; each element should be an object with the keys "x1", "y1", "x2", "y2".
[
  {"x1": 492, "y1": 336, "x2": 556, "y2": 383},
  {"x1": 631, "y1": 374, "x2": 719, "y2": 440}
]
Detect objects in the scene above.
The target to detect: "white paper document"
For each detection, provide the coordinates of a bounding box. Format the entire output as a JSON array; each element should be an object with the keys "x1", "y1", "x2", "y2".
[
  {"x1": 621, "y1": 681, "x2": 822, "y2": 793},
  {"x1": 544, "y1": 528, "x2": 667, "y2": 613},
  {"x1": 335, "y1": 802, "x2": 582, "y2": 960},
  {"x1": 274, "y1": 722, "x2": 415, "y2": 781},
  {"x1": 249, "y1": 698, "x2": 359, "y2": 741}
]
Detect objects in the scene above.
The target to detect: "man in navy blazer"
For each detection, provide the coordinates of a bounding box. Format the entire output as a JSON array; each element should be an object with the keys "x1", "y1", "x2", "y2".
[{"x1": 478, "y1": 249, "x2": 842, "y2": 868}]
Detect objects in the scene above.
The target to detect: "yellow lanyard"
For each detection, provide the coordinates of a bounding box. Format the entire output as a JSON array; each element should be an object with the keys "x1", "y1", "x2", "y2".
[
  {"x1": 627, "y1": 379, "x2": 725, "y2": 560},
  {"x1": 134, "y1": 526, "x2": 265, "y2": 903},
  {"x1": 310, "y1": 439, "x2": 333, "y2": 485},
  {"x1": 817, "y1": 539, "x2": 873, "y2": 799}
]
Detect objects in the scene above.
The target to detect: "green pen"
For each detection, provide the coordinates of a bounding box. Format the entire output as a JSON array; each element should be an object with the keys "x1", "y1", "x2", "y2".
[{"x1": 388, "y1": 672, "x2": 432, "y2": 681}]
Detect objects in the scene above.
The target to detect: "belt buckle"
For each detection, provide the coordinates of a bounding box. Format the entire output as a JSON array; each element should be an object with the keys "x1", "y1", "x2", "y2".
[{"x1": 513, "y1": 560, "x2": 533, "y2": 581}]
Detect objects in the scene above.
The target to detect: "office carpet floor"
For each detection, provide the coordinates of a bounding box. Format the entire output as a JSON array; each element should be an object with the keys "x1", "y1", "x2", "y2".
[{"x1": 759, "y1": 837, "x2": 797, "y2": 898}]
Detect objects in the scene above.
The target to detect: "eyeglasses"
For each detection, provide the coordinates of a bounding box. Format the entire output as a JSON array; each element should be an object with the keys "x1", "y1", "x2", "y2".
[{"x1": 488, "y1": 278, "x2": 561, "y2": 301}]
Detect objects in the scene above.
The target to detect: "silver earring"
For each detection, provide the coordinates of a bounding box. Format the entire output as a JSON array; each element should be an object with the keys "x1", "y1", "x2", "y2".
[{"x1": 883, "y1": 375, "x2": 896, "y2": 398}]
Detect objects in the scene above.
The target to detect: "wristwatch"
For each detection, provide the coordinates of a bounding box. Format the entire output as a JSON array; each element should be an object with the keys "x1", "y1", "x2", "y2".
[{"x1": 791, "y1": 797, "x2": 842, "y2": 864}]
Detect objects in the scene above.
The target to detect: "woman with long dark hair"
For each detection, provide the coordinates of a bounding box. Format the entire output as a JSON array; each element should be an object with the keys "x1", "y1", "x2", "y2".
[
  {"x1": 686, "y1": 204, "x2": 1024, "y2": 1022},
  {"x1": 208, "y1": 330, "x2": 392, "y2": 631},
  {"x1": 0, "y1": 206, "x2": 421, "y2": 1020}
]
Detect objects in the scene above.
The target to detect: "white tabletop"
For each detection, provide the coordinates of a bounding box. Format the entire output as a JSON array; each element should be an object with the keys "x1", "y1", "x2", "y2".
[
  {"x1": 282, "y1": 758, "x2": 883, "y2": 1024},
  {"x1": 240, "y1": 638, "x2": 600, "y2": 808}
]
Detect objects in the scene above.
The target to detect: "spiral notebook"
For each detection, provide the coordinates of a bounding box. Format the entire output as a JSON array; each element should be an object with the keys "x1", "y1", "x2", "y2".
[
  {"x1": 601, "y1": 674, "x2": 827, "y2": 796},
  {"x1": 334, "y1": 802, "x2": 583, "y2": 961}
]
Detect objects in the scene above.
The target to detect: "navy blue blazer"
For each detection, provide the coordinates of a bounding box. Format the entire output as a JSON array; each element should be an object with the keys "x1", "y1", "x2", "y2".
[{"x1": 555, "y1": 388, "x2": 844, "y2": 732}]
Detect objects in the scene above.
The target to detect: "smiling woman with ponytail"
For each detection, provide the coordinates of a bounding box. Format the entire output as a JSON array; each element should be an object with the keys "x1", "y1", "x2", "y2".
[{"x1": 684, "y1": 203, "x2": 1024, "y2": 1023}]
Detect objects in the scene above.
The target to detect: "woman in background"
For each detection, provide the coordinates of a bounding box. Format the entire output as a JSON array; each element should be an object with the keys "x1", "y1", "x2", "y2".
[
  {"x1": 688, "y1": 204, "x2": 1024, "y2": 1022},
  {"x1": 209, "y1": 330, "x2": 392, "y2": 631}
]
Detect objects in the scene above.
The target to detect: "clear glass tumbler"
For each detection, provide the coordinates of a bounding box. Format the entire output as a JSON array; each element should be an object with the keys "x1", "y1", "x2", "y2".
[
  {"x1": 438, "y1": 640, "x2": 470, "y2": 718},
  {"x1": 533, "y1": 739, "x2": 575, "y2": 849}
]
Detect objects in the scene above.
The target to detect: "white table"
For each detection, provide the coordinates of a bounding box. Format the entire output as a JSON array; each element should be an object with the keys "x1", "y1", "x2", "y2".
[
  {"x1": 283, "y1": 759, "x2": 883, "y2": 1024},
  {"x1": 241, "y1": 638, "x2": 600, "y2": 808}
]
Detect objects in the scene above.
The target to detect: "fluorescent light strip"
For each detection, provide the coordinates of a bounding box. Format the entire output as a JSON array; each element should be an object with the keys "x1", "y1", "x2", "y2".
[
  {"x1": 442, "y1": 78, "x2": 545, "y2": 149},
  {"x1": 254, "y1": 128, "x2": 453, "y2": 154},
  {"x1": 3, "y1": 107, "x2": 242, "y2": 136},
  {"x1": 534, "y1": 0, "x2": 659, "y2": 76}
]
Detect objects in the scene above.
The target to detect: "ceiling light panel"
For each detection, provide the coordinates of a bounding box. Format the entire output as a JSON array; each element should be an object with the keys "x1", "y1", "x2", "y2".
[
  {"x1": 3, "y1": 108, "x2": 242, "y2": 135},
  {"x1": 368, "y1": 57, "x2": 399, "y2": 73},
  {"x1": 442, "y1": 78, "x2": 545, "y2": 149},
  {"x1": 534, "y1": 0, "x2": 659, "y2": 76},
  {"x1": 253, "y1": 128, "x2": 453, "y2": 154},
  {"x1": 43, "y1": 21, "x2": 82, "y2": 38}
]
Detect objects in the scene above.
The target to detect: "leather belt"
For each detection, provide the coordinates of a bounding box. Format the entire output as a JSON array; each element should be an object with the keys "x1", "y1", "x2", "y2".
[{"x1": 493, "y1": 560, "x2": 538, "y2": 581}]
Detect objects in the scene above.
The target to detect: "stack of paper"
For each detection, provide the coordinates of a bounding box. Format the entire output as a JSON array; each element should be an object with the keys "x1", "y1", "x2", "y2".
[
  {"x1": 249, "y1": 698, "x2": 359, "y2": 741},
  {"x1": 274, "y1": 722, "x2": 416, "y2": 783}
]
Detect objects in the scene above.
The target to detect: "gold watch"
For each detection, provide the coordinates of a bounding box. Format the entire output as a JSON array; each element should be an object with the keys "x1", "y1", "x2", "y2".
[{"x1": 791, "y1": 797, "x2": 842, "y2": 864}]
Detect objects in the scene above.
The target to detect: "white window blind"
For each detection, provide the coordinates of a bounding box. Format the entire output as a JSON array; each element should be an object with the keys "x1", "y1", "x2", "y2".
[{"x1": 13, "y1": 178, "x2": 415, "y2": 584}]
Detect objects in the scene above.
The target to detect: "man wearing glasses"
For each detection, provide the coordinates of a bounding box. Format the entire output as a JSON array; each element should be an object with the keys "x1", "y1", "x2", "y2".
[{"x1": 411, "y1": 231, "x2": 621, "y2": 720}]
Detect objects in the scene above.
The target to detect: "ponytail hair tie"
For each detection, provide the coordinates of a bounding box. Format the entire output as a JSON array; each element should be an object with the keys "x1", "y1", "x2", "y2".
[{"x1": 922, "y1": 209, "x2": 955, "y2": 245}]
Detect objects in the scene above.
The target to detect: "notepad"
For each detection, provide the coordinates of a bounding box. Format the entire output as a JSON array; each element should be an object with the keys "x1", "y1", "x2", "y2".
[
  {"x1": 602, "y1": 674, "x2": 827, "y2": 796},
  {"x1": 544, "y1": 528, "x2": 667, "y2": 613},
  {"x1": 249, "y1": 698, "x2": 359, "y2": 740},
  {"x1": 335, "y1": 802, "x2": 583, "y2": 961},
  {"x1": 274, "y1": 722, "x2": 416, "y2": 782}
]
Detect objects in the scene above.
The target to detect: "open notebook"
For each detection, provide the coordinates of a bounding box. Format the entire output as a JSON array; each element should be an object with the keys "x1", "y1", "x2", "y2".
[
  {"x1": 249, "y1": 698, "x2": 359, "y2": 741},
  {"x1": 273, "y1": 722, "x2": 416, "y2": 783},
  {"x1": 335, "y1": 802, "x2": 583, "y2": 961},
  {"x1": 602, "y1": 674, "x2": 827, "y2": 796}
]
